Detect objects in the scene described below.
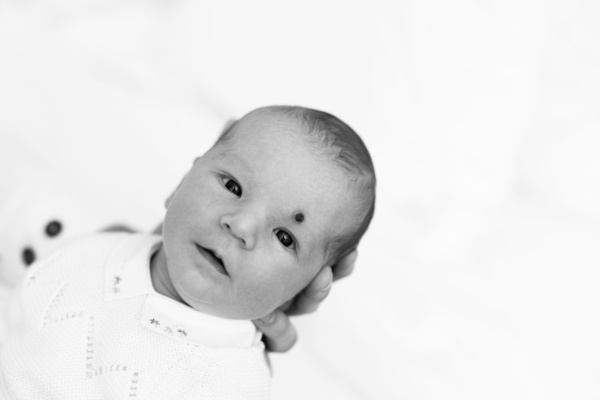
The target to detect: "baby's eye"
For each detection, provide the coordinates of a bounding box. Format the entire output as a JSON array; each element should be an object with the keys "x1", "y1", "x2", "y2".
[
  {"x1": 276, "y1": 229, "x2": 294, "y2": 248},
  {"x1": 224, "y1": 178, "x2": 242, "y2": 197}
]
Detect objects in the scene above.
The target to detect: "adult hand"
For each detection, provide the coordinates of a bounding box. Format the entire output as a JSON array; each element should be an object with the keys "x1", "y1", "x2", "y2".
[{"x1": 253, "y1": 249, "x2": 358, "y2": 352}]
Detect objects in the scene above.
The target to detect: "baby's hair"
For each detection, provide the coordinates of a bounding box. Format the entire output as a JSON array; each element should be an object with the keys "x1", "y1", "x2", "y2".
[{"x1": 217, "y1": 105, "x2": 376, "y2": 265}]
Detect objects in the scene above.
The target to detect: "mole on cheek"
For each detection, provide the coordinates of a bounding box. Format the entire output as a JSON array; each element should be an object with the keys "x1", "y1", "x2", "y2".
[{"x1": 294, "y1": 213, "x2": 304, "y2": 223}]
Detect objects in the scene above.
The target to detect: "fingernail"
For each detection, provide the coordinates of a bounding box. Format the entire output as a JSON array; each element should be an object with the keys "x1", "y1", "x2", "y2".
[
  {"x1": 261, "y1": 313, "x2": 275, "y2": 323},
  {"x1": 323, "y1": 278, "x2": 333, "y2": 292}
]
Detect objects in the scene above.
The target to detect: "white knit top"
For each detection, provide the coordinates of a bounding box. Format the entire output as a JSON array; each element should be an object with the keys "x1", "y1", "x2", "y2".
[{"x1": 0, "y1": 233, "x2": 271, "y2": 399}]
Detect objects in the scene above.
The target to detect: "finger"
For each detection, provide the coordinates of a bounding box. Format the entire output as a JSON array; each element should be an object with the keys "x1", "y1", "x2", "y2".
[
  {"x1": 285, "y1": 266, "x2": 333, "y2": 316},
  {"x1": 252, "y1": 310, "x2": 297, "y2": 353},
  {"x1": 332, "y1": 249, "x2": 358, "y2": 282}
]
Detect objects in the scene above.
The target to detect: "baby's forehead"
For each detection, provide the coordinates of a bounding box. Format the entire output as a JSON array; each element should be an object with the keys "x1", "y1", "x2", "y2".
[
  {"x1": 229, "y1": 109, "x2": 307, "y2": 142},
  {"x1": 219, "y1": 109, "x2": 361, "y2": 220},
  {"x1": 220, "y1": 117, "x2": 324, "y2": 169}
]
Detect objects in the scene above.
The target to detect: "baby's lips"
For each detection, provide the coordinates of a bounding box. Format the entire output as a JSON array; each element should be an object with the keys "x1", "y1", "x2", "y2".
[
  {"x1": 196, "y1": 243, "x2": 229, "y2": 275},
  {"x1": 212, "y1": 248, "x2": 230, "y2": 275}
]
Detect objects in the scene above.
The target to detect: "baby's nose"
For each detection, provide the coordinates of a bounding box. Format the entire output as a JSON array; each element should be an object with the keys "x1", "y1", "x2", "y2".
[{"x1": 220, "y1": 213, "x2": 257, "y2": 249}]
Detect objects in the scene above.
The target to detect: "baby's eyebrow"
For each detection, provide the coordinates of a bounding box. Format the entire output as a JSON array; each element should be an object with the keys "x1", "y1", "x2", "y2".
[{"x1": 224, "y1": 151, "x2": 252, "y2": 171}]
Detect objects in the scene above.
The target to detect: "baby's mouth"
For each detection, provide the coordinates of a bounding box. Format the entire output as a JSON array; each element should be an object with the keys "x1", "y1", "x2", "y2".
[{"x1": 195, "y1": 244, "x2": 228, "y2": 276}]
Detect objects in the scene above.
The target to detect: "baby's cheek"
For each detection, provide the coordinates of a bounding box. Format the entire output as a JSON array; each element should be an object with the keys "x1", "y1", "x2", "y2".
[
  {"x1": 232, "y1": 284, "x2": 278, "y2": 319},
  {"x1": 281, "y1": 269, "x2": 314, "y2": 300},
  {"x1": 250, "y1": 273, "x2": 290, "y2": 304}
]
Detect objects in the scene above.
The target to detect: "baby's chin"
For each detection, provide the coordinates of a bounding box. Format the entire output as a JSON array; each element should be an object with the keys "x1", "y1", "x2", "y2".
[
  {"x1": 226, "y1": 305, "x2": 282, "y2": 321},
  {"x1": 182, "y1": 281, "x2": 306, "y2": 320}
]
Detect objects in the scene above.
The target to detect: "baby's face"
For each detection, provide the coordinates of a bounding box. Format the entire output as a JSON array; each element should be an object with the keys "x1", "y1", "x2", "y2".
[{"x1": 161, "y1": 112, "x2": 357, "y2": 319}]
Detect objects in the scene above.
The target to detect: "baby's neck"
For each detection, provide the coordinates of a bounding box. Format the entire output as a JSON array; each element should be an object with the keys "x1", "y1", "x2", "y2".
[{"x1": 150, "y1": 245, "x2": 188, "y2": 306}]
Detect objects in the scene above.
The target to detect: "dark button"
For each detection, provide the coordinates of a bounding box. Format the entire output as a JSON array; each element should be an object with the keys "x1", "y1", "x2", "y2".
[
  {"x1": 45, "y1": 220, "x2": 62, "y2": 237},
  {"x1": 22, "y1": 247, "x2": 36, "y2": 266}
]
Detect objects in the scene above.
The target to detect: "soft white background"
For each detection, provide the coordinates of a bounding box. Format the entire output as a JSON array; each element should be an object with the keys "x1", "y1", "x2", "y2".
[{"x1": 1, "y1": 1, "x2": 599, "y2": 399}]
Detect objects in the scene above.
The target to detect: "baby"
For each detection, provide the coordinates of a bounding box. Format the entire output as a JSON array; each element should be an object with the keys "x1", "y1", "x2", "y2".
[{"x1": 0, "y1": 106, "x2": 376, "y2": 399}]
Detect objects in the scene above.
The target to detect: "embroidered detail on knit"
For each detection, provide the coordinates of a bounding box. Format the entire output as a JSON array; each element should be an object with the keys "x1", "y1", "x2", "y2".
[
  {"x1": 146, "y1": 315, "x2": 190, "y2": 340},
  {"x1": 129, "y1": 372, "x2": 140, "y2": 397},
  {"x1": 44, "y1": 311, "x2": 85, "y2": 326},
  {"x1": 85, "y1": 315, "x2": 96, "y2": 379},
  {"x1": 85, "y1": 314, "x2": 141, "y2": 396},
  {"x1": 41, "y1": 281, "x2": 70, "y2": 327},
  {"x1": 105, "y1": 261, "x2": 145, "y2": 301},
  {"x1": 92, "y1": 363, "x2": 130, "y2": 376},
  {"x1": 111, "y1": 275, "x2": 123, "y2": 294},
  {"x1": 40, "y1": 281, "x2": 86, "y2": 327},
  {"x1": 26, "y1": 250, "x2": 63, "y2": 286}
]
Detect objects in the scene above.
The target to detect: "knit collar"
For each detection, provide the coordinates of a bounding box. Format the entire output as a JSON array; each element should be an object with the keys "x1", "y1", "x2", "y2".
[{"x1": 104, "y1": 234, "x2": 261, "y2": 348}]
